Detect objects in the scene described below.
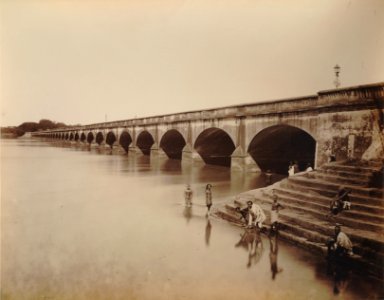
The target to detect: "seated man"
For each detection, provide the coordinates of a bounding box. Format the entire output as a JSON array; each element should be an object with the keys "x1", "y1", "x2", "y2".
[
  {"x1": 329, "y1": 187, "x2": 351, "y2": 215},
  {"x1": 328, "y1": 225, "x2": 354, "y2": 258},
  {"x1": 338, "y1": 187, "x2": 351, "y2": 210}
]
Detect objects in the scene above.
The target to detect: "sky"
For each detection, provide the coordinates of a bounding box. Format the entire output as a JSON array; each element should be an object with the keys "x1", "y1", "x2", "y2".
[{"x1": 1, "y1": 0, "x2": 383, "y2": 126}]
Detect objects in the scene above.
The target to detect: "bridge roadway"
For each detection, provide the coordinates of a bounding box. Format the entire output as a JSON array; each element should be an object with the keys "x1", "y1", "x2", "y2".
[{"x1": 33, "y1": 82, "x2": 384, "y2": 173}]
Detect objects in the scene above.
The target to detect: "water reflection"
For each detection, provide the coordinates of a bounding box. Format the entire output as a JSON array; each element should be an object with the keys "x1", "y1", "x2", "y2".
[
  {"x1": 326, "y1": 246, "x2": 351, "y2": 296},
  {"x1": 332, "y1": 267, "x2": 350, "y2": 296},
  {"x1": 235, "y1": 227, "x2": 263, "y2": 268},
  {"x1": 191, "y1": 164, "x2": 232, "y2": 185},
  {"x1": 183, "y1": 206, "x2": 192, "y2": 223},
  {"x1": 159, "y1": 159, "x2": 182, "y2": 174},
  {"x1": 269, "y1": 228, "x2": 283, "y2": 280},
  {"x1": 205, "y1": 219, "x2": 212, "y2": 247}
]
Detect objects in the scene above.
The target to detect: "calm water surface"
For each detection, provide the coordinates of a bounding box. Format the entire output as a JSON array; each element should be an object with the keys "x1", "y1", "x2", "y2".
[{"x1": 1, "y1": 139, "x2": 381, "y2": 300}]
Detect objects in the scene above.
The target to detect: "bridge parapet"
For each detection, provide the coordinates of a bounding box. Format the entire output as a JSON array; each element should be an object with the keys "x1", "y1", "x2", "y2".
[
  {"x1": 319, "y1": 83, "x2": 384, "y2": 98},
  {"x1": 317, "y1": 83, "x2": 384, "y2": 108},
  {"x1": 43, "y1": 82, "x2": 381, "y2": 133}
]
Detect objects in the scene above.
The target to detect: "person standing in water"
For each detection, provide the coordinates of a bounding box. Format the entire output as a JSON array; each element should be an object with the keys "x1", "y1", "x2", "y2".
[
  {"x1": 205, "y1": 184, "x2": 213, "y2": 214},
  {"x1": 270, "y1": 191, "x2": 285, "y2": 230},
  {"x1": 184, "y1": 184, "x2": 193, "y2": 207}
]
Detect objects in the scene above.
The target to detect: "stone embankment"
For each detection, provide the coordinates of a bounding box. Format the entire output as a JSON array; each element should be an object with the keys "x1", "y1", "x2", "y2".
[{"x1": 215, "y1": 160, "x2": 384, "y2": 280}]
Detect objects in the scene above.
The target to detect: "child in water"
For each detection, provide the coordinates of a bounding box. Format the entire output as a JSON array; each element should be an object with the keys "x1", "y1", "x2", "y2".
[
  {"x1": 205, "y1": 184, "x2": 213, "y2": 214},
  {"x1": 184, "y1": 184, "x2": 193, "y2": 207}
]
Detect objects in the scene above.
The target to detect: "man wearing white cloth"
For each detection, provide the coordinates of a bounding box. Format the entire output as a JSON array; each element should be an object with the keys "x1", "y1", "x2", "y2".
[
  {"x1": 250, "y1": 201, "x2": 266, "y2": 229},
  {"x1": 334, "y1": 225, "x2": 354, "y2": 256},
  {"x1": 328, "y1": 224, "x2": 354, "y2": 257}
]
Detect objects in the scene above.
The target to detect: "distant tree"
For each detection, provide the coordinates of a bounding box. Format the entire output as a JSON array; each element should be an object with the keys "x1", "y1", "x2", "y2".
[
  {"x1": 38, "y1": 119, "x2": 56, "y2": 130},
  {"x1": 55, "y1": 122, "x2": 67, "y2": 128},
  {"x1": 1, "y1": 119, "x2": 70, "y2": 138},
  {"x1": 0, "y1": 126, "x2": 24, "y2": 137},
  {"x1": 18, "y1": 122, "x2": 39, "y2": 132}
]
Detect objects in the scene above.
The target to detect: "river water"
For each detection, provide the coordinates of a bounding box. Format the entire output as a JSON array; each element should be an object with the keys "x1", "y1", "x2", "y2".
[{"x1": 1, "y1": 139, "x2": 382, "y2": 300}]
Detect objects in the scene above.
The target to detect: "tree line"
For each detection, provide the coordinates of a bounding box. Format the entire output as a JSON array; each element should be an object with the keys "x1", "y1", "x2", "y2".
[{"x1": 1, "y1": 119, "x2": 69, "y2": 138}]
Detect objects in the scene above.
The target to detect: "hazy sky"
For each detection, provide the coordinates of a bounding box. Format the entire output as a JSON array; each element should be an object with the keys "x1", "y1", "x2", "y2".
[{"x1": 1, "y1": 0, "x2": 383, "y2": 126}]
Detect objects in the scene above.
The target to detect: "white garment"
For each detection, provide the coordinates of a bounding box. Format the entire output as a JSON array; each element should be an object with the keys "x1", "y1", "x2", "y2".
[
  {"x1": 306, "y1": 166, "x2": 313, "y2": 172},
  {"x1": 250, "y1": 203, "x2": 266, "y2": 227},
  {"x1": 288, "y1": 166, "x2": 294, "y2": 176},
  {"x1": 343, "y1": 201, "x2": 351, "y2": 210},
  {"x1": 336, "y1": 232, "x2": 353, "y2": 253}
]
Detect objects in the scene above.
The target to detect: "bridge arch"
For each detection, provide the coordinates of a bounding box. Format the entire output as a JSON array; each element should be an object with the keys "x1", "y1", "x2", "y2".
[
  {"x1": 80, "y1": 133, "x2": 86, "y2": 142},
  {"x1": 95, "y1": 132, "x2": 104, "y2": 145},
  {"x1": 160, "y1": 129, "x2": 186, "y2": 159},
  {"x1": 194, "y1": 127, "x2": 236, "y2": 167},
  {"x1": 87, "y1": 132, "x2": 94, "y2": 144},
  {"x1": 106, "y1": 131, "x2": 117, "y2": 148},
  {"x1": 119, "y1": 131, "x2": 132, "y2": 153},
  {"x1": 247, "y1": 124, "x2": 316, "y2": 174},
  {"x1": 74, "y1": 133, "x2": 79, "y2": 141},
  {"x1": 136, "y1": 130, "x2": 154, "y2": 155}
]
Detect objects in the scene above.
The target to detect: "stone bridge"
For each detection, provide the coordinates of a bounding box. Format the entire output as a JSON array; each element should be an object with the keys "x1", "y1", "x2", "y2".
[{"x1": 33, "y1": 83, "x2": 384, "y2": 174}]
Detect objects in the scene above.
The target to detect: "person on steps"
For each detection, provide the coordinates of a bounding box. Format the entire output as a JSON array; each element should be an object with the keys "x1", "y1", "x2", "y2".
[{"x1": 329, "y1": 187, "x2": 351, "y2": 216}]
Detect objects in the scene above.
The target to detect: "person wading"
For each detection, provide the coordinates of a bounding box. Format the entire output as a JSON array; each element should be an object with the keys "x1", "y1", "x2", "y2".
[
  {"x1": 184, "y1": 184, "x2": 193, "y2": 207},
  {"x1": 205, "y1": 183, "x2": 213, "y2": 215}
]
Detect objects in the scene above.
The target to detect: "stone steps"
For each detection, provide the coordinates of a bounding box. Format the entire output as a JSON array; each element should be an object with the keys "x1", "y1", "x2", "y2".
[
  {"x1": 273, "y1": 187, "x2": 384, "y2": 215},
  {"x1": 279, "y1": 215, "x2": 384, "y2": 264},
  {"x1": 321, "y1": 161, "x2": 383, "y2": 173},
  {"x1": 281, "y1": 180, "x2": 384, "y2": 207},
  {"x1": 223, "y1": 200, "x2": 384, "y2": 272},
  {"x1": 240, "y1": 193, "x2": 384, "y2": 232},
  {"x1": 313, "y1": 172, "x2": 370, "y2": 186},
  {"x1": 217, "y1": 205, "x2": 383, "y2": 279},
  {"x1": 216, "y1": 160, "x2": 384, "y2": 279},
  {"x1": 279, "y1": 222, "x2": 384, "y2": 266},
  {"x1": 288, "y1": 175, "x2": 384, "y2": 199},
  {"x1": 266, "y1": 192, "x2": 384, "y2": 225},
  {"x1": 317, "y1": 168, "x2": 373, "y2": 181},
  {"x1": 230, "y1": 199, "x2": 384, "y2": 249}
]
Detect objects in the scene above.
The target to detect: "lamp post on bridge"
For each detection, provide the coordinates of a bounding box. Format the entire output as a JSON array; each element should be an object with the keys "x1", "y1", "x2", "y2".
[{"x1": 333, "y1": 64, "x2": 341, "y2": 88}]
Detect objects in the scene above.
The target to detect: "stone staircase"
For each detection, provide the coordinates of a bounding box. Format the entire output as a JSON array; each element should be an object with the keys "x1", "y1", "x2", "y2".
[{"x1": 215, "y1": 160, "x2": 384, "y2": 280}]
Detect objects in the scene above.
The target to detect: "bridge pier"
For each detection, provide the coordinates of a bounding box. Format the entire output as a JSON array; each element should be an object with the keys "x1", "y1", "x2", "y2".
[
  {"x1": 182, "y1": 144, "x2": 205, "y2": 164},
  {"x1": 150, "y1": 143, "x2": 168, "y2": 158},
  {"x1": 128, "y1": 146, "x2": 138, "y2": 153},
  {"x1": 105, "y1": 143, "x2": 126, "y2": 155},
  {"x1": 231, "y1": 146, "x2": 261, "y2": 172}
]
